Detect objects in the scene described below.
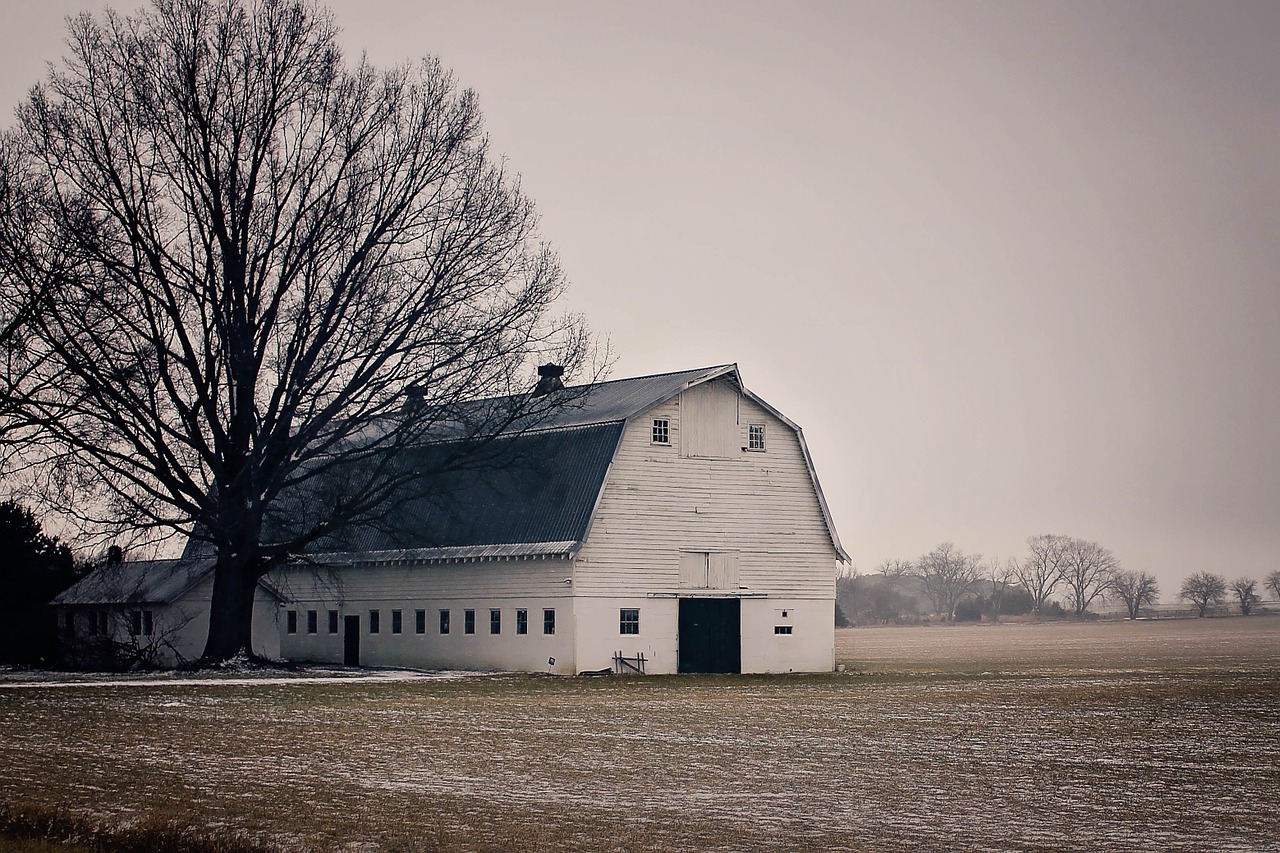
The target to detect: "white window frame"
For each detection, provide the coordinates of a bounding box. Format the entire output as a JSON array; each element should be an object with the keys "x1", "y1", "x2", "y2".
[
  {"x1": 748, "y1": 423, "x2": 766, "y2": 451},
  {"x1": 619, "y1": 608, "x2": 640, "y2": 635},
  {"x1": 651, "y1": 418, "x2": 670, "y2": 445}
]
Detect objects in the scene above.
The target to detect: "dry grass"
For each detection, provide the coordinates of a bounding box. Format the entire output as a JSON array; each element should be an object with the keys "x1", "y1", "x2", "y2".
[{"x1": 1, "y1": 618, "x2": 1278, "y2": 851}]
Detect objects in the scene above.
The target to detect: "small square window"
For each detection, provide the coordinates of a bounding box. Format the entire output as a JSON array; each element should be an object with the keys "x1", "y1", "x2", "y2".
[
  {"x1": 620, "y1": 608, "x2": 640, "y2": 635},
  {"x1": 391, "y1": 609, "x2": 403, "y2": 634},
  {"x1": 490, "y1": 609, "x2": 501, "y2": 634},
  {"x1": 439, "y1": 609, "x2": 451, "y2": 634},
  {"x1": 652, "y1": 418, "x2": 670, "y2": 445},
  {"x1": 464, "y1": 609, "x2": 476, "y2": 635},
  {"x1": 516, "y1": 609, "x2": 528, "y2": 635},
  {"x1": 307, "y1": 610, "x2": 318, "y2": 634},
  {"x1": 415, "y1": 609, "x2": 426, "y2": 634},
  {"x1": 748, "y1": 424, "x2": 766, "y2": 451},
  {"x1": 328, "y1": 610, "x2": 339, "y2": 634},
  {"x1": 775, "y1": 625, "x2": 793, "y2": 635},
  {"x1": 369, "y1": 610, "x2": 381, "y2": 634},
  {"x1": 286, "y1": 610, "x2": 298, "y2": 635},
  {"x1": 543, "y1": 608, "x2": 556, "y2": 635}
]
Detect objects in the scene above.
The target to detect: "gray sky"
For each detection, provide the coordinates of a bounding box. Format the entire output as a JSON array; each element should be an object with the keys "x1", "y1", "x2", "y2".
[{"x1": 3, "y1": 1, "x2": 1277, "y2": 594}]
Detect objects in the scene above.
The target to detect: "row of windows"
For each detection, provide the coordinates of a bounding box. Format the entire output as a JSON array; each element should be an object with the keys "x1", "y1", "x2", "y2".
[
  {"x1": 650, "y1": 418, "x2": 767, "y2": 451},
  {"x1": 285, "y1": 607, "x2": 796, "y2": 637},
  {"x1": 286, "y1": 607, "x2": 558, "y2": 636},
  {"x1": 63, "y1": 610, "x2": 152, "y2": 637}
]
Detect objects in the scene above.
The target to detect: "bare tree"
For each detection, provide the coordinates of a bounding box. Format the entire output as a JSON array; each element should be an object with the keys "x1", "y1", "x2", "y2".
[
  {"x1": 0, "y1": 0, "x2": 593, "y2": 662},
  {"x1": 1012, "y1": 534, "x2": 1068, "y2": 617},
  {"x1": 876, "y1": 558, "x2": 912, "y2": 585},
  {"x1": 1058, "y1": 537, "x2": 1118, "y2": 616},
  {"x1": 917, "y1": 542, "x2": 983, "y2": 623},
  {"x1": 984, "y1": 557, "x2": 1017, "y2": 623},
  {"x1": 1110, "y1": 569, "x2": 1159, "y2": 620},
  {"x1": 1180, "y1": 572, "x2": 1227, "y2": 617},
  {"x1": 1230, "y1": 578, "x2": 1259, "y2": 616},
  {"x1": 1265, "y1": 570, "x2": 1280, "y2": 602}
]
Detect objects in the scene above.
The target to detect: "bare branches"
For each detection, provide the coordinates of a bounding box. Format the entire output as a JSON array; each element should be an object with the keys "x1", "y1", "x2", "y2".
[
  {"x1": 1229, "y1": 578, "x2": 1259, "y2": 616},
  {"x1": 1111, "y1": 569, "x2": 1158, "y2": 619},
  {"x1": 1012, "y1": 534, "x2": 1068, "y2": 617},
  {"x1": 1, "y1": 0, "x2": 596, "y2": 660},
  {"x1": 1179, "y1": 572, "x2": 1226, "y2": 617},
  {"x1": 916, "y1": 542, "x2": 983, "y2": 623}
]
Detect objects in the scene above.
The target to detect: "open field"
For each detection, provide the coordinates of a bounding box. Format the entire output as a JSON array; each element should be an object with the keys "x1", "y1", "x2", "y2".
[{"x1": 2, "y1": 618, "x2": 1278, "y2": 852}]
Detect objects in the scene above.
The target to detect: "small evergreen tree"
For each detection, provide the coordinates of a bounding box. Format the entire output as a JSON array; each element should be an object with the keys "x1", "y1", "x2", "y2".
[{"x1": 0, "y1": 501, "x2": 78, "y2": 664}]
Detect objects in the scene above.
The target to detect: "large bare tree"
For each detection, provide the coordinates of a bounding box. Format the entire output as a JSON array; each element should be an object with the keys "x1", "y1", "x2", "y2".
[
  {"x1": 0, "y1": 0, "x2": 591, "y2": 662},
  {"x1": 1229, "y1": 578, "x2": 1259, "y2": 616},
  {"x1": 1012, "y1": 534, "x2": 1068, "y2": 617},
  {"x1": 916, "y1": 542, "x2": 983, "y2": 623},
  {"x1": 1058, "y1": 537, "x2": 1118, "y2": 616}
]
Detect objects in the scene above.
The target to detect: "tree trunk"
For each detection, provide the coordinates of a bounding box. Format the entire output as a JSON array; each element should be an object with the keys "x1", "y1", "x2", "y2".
[{"x1": 201, "y1": 555, "x2": 262, "y2": 663}]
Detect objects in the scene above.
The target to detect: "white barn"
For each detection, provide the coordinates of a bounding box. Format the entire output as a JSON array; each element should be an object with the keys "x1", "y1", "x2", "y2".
[{"x1": 56, "y1": 364, "x2": 847, "y2": 674}]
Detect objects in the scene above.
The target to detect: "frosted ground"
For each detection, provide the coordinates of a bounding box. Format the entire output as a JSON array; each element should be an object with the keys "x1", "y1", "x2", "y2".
[{"x1": 1, "y1": 618, "x2": 1277, "y2": 852}]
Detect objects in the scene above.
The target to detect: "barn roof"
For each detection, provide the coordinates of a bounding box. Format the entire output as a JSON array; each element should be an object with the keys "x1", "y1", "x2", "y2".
[
  {"x1": 53, "y1": 558, "x2": 214, "y2": 606},
  {"x1": 181, "y1": 363, "x2": 843, "y2": 564}
]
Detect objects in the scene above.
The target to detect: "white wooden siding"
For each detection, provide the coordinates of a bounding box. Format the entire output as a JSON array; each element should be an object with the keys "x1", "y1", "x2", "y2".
[{"x1": 576, "y1": 378, "x2": 838, "y2": 599}]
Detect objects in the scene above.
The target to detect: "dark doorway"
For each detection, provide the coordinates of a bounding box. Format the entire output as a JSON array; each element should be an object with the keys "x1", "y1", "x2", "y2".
[
  {"x1": 678, "y1": 598, "x2": 741, "y2": 674},
  {"x1": 343, "y1": 615, "x2": 360, "y2": 666}
]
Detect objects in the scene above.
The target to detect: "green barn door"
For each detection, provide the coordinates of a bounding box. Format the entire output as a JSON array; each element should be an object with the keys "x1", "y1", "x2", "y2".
[{"x1": 678, "y1": 598, "x2": 741, "y2": 673}]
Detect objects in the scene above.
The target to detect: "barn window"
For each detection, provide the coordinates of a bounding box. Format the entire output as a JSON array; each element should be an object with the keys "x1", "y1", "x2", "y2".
[
  {"x1": 392, "y1": 609, "x2": 403, "y2": 634},
  {"x1": 286, "y1": 610, "x2": 298, "y2": 634},
  {"x1": 96, "y1": 611, "x2": 108, "y2": 634},
  {"x1": 439, "y1": 609, "x2": 450, "y2": 634},
  {"x1": 748, "y1": 423, "x2": 766, "y2": 451},
  {"x1": 131, "y1": 610, "x2": 154, "y2": 637},
  {"x1": 543, "y1": 608, "x2": 556, "y2": 635},
  {"x1": 516, "y1": 609, "x2": 528, "y2": 635},
  {"x1": 369, "y1": 610, "x2": 381, "y2": 634},
  {"x1": 775, "y1": 625, "x2": 793, "y2": 635},
  {"x1": 328, "y1": 610, "x2": 339, "y2": 634},
  {"x1": 415, "y1": 609, "x2": 426, "y2": 634},
  {"x1": 64, "y1": 611, "x2": 75, "y2": 632},
  {"x1": 306, "y1": 610, "x2": 318, "y2": 634},
  {"x1": 651, "y1": 418, "x2": 670, "y2": 445},
  {"x1": 490, "y1": 609, "x2": 501, "y2": 634},
  {"x1": 619, "y1": 609, "x2": 640, "y2": 635},
  {"x1": 464, "y1": 609, "x2": 475, "y2": 634}
]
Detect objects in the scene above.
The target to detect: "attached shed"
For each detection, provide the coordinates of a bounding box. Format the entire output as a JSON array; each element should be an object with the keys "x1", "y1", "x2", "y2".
[{"x1": 53, "y1": 558, "x2": 282, "y2": 668}]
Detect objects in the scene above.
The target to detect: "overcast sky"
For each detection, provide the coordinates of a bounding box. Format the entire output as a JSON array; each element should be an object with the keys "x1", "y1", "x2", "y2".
[{"x1": 3, "y1": 1, "x2": 1277, "y2": 594}]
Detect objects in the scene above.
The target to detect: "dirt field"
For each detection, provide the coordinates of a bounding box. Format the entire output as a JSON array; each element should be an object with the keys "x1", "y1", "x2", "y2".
[{"x1": 1, "y1": 618, "x2": 1277, "y2": 852}]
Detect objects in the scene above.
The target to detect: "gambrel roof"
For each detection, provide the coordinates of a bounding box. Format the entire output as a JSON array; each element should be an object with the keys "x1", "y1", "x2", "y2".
[{"x1": 303, "y1": 364, "x2": 847, "y2": 564}]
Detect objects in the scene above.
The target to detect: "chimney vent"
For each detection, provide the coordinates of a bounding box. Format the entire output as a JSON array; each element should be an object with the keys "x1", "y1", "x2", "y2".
[{"x1": 532, "y1": 363, "x2": 565, "y2": 396}]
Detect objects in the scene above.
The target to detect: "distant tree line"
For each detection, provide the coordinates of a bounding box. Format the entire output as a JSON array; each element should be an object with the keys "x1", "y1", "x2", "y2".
[{"x1": 836, "y1": 534, "x2": 1280, "y2": 626}]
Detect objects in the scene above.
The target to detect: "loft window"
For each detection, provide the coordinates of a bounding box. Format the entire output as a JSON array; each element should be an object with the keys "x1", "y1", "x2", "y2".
[
  {"x1": 516, "y1": 609, "x2": 528, "y2": 635},
  {"x1": 619, "y1": 608, "x2": 640, "y2": 635},
  {"x1": 775, "y1": 625, "x2": 793, "y2": 635},
  {"x1": 391, "y1": 609, "x2": 403, "y2": 634},
  {"x1": 328, "y1": 610, "x2": 339, "y2": 634},
  {"x1": 439, "y1": 609, "x2": 451, "y2": 634},
  {"x1": 748, "y1": 423, "x2": 766, "y2": 451},
  {"x1": 490, "y1": 609, "x2": 502, "y2": 635},
  {"x1": 286, "y1": 610, "x2": 298, "y2": 634},
  {"x1": 543, "y1": 608, "x2": 556, "y2": 635},
  {"x1": 652, "y1": 418, "x2": 670, "y2": 445},
  {"x1": 307, "y1": 610, "x2": 318, "y2": 634},
  {"x1": 415, "y1": 609, "x2": 426, "y2": 634},
  {"x1": 464, "y1": 609, "x2": 476, "y2": 635},
  {"x1": 369, "y1": 610, "x2": 381, "y2": 634}
]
